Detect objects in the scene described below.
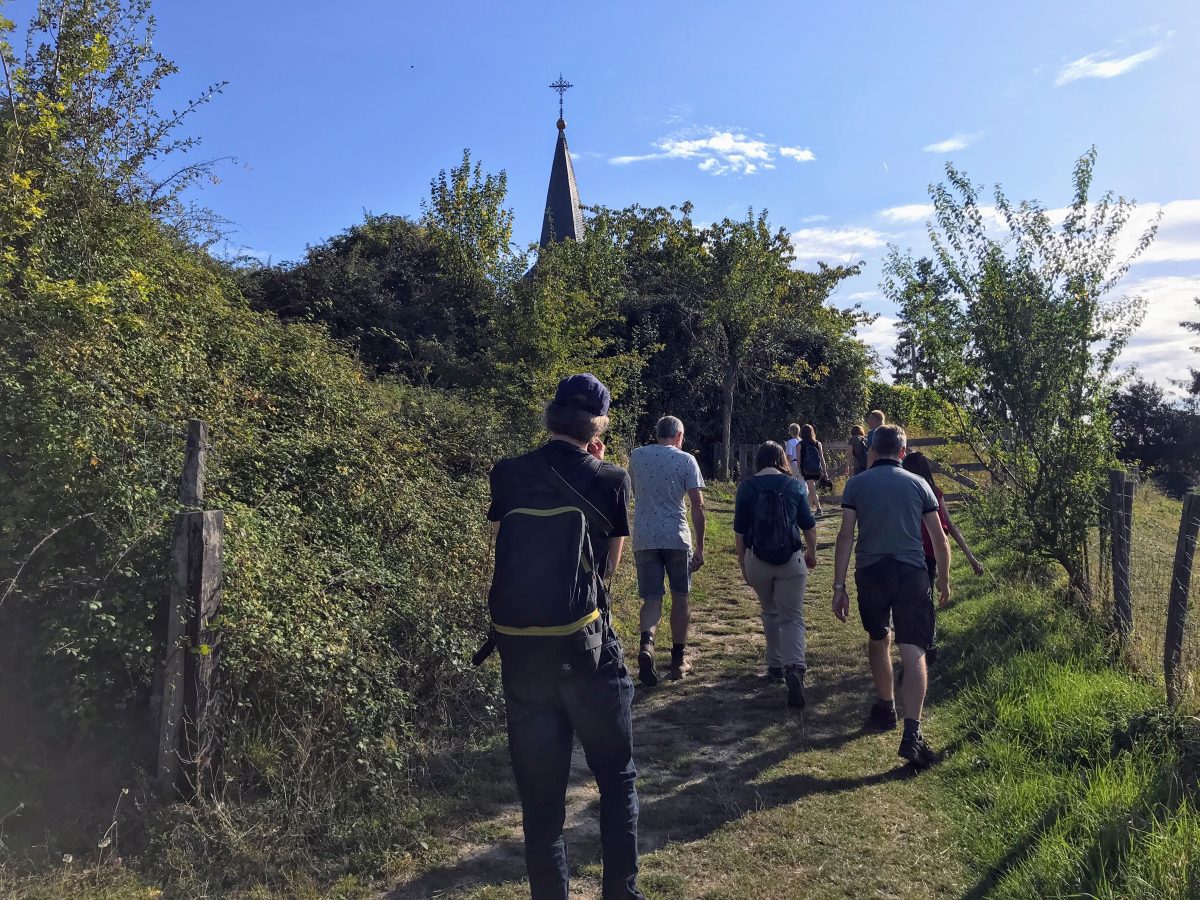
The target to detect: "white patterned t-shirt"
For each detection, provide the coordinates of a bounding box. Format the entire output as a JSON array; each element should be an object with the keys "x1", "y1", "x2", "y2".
[{"x1": 629, "y1": 444, "x2": 705, "y2": 551}]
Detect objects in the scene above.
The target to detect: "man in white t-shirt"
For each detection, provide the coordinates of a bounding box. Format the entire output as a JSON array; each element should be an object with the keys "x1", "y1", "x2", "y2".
[
  {"x1": 629, "y1": 416, "x2": 706, "y2": 685},
  {"x1": 784, "y1": 423, "x2": 803, "y2": 478}
]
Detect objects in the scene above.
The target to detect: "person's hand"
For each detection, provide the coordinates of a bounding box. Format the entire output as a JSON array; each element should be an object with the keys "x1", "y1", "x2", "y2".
[
  {"x1": 739, "y1": 562, "x2": 749, "y2": 586},
  {"x1": 937, "y1": 577, "x2": 951, "y2": 608},
  {"x1": 970, "y1": 559, "x2": 985, "y2": 577},
  {"x1": 690, "y1": 549, "x2": 705, "y2": 572},
  {"x1": 587, "y1": 439, "x2": 605, "y2": 460},
  {"x1": 833, "y1": 585, "x2": 850, "y2": 623},
  {"x1": 804, "y1": 550, "x2": 817, "y2": 570}
]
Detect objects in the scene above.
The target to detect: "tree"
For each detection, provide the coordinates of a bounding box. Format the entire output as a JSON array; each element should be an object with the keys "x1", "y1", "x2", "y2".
[
  {"x1": 886, "y1": 258, "x2": 954, "y2": 388},
  {"x1": 1110, "y1": 376, "x2": 1200, "y2": 495},
  {"x1": 242, "y1": 151, "x2": 526, "y2": 386},
  {"x1": 882, "y1": 149, "x2": 1157, "y2": 598},
  {"x1": 1182, "y1": 297, "x2": 1200, "y2": 398}
]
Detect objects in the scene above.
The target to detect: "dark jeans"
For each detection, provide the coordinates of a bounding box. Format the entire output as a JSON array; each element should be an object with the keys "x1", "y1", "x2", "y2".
[{"x1": 502, "y1": 637, "x2": 644, "y2": 900}]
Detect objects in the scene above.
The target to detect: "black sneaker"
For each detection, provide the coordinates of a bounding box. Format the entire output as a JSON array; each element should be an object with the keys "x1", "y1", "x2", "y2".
[
  {"x1": 638, "y1": 643, "x2": 658, "y2": 687},
  {"x1": 785, "y1": 666, "x2": 806, "y2": 709},
  {"x1": 766, "y1": 666, "x2": 784, "y2": 685},
  {"x1": 867, "y1": 699, "x2": 898, "y2": 730},
  {"x1": 899, "y1": 731, "x2": 937, "y2": 768}
]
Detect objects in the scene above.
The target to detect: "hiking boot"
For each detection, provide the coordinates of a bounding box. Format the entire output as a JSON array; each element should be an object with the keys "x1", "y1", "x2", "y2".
[
  {"x1": 765, "y1": 666, "x2": 784, "y2": 685},
  {"x1": 785, "y1": 665, "x2": 806, "y2": 709},
  {"x1": 668, "y1": 652, "x2": 691, "y2": 681},
  {"x1": 638, "y1": 642, "x2": 658, "y2": 687},
  {"x1": 867, "y1": 698, "x2": 898, "y2": 730},
  {"x1": 899, "y1": 730, "x2": 937, "y2": 768}
]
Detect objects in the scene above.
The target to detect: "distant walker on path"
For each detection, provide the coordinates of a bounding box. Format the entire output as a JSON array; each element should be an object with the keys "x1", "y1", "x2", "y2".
[
  {"x1": 629, "y1": 416, "x2": 706, "y2": 686},
  {"x1": 831, "y1": 424, "x2": 950, "y2": 768}
]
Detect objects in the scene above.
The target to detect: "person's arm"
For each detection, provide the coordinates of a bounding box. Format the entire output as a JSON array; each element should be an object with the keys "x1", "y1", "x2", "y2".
[
  {"x1": 735, "y1": 533, "x2": 749, "y2": 585},
  {"x1": 687, "y1": 487, "x2": 706, "y2": 571},
  {"x1": 832, "y1": 509, "x2": 856, "y2": 622},
  {"x1": 802, "y1": 527, "x2": 817, "y2": 570},
  {"x1": 607, "y1": 536, "x2": 625, "y2": 577},
  {"x1": 947, "y1": 517, "x2": 984, "y2": 575},
  {"x1": 924, "y1": 510, "x2": 952, "y2": 605},
  {"x1": 818, "y1": 441, "x2": 829, "y2": 477}
]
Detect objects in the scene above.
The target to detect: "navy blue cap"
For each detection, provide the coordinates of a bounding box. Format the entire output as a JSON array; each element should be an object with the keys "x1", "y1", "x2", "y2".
[{"x1": 554, "y1": 373, "x2": 611, "y2": 416}]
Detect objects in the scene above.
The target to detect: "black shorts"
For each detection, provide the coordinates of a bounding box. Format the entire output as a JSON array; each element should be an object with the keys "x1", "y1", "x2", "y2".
[
  {"x1": 855, "y1": 557, "x2": 935, "y2": 649},
  {"x1": 801, "y1": 470, "x2": 822, "y2": 481}
]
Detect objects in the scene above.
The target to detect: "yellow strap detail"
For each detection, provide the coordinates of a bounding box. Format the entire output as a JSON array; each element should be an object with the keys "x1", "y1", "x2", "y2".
[
  {"x1": 494, "y1": 608, "x2": 601, "y2": 637},
  {"x1": 505, "y1": 506, "x2": 584, "y2": 518}
]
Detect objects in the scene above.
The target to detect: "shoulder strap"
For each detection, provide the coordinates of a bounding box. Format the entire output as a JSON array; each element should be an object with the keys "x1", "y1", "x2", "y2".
[{"x1": 539, "y1": 454, "x2": 614, "y2": 537}]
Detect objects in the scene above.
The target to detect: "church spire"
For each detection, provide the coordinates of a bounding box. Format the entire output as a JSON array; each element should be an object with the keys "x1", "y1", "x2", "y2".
[{"x1": 539, "y1": 74, "x2": 584, "y2": 246}]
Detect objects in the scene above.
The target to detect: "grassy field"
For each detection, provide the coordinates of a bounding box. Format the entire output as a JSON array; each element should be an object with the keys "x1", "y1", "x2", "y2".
[
  {"x1": 4, "y1": 485, "x2": 1198, "y2": 898},
  {"x1": 1124, "y1": 486, "x2": 1200, "y2": 711}
]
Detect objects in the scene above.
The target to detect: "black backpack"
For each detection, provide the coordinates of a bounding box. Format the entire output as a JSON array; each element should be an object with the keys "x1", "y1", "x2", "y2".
[
  {"x1": 801, "y1": 440, "x2": 822, "y2": 473},
  {"x1": 749, "y1": 480, "x2": 801, "y2": 565},
  {"x1": 483, "y1": 455, "x2": 611, "y2": 669}
]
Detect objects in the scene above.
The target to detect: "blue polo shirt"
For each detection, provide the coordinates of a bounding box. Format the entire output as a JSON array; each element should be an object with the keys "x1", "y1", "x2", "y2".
[{"x1": 841, "y1": 459, "x2": 939, "y2": 570}]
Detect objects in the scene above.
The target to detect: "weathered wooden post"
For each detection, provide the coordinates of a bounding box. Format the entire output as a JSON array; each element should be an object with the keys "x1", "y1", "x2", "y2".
[
  {"x1": 157, "y1": 420, "x2": 224, "y2": 795},
  {"x1": 1165, "y1": 493, "x2": 1200, "y2": 708},
  {"x1": 1109, "y1": 469, "x2": 1135, "y2": 643}
]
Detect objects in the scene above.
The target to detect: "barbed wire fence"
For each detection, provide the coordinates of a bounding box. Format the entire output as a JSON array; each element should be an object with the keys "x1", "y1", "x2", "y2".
[{"x1": 1096, "y1": 469, "x2": 1200, "y2": 711}]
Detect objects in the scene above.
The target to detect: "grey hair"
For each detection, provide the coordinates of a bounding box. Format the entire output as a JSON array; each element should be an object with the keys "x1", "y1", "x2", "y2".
[
  {"x1": 656, "y1": 416, "x2": 684, "y2": 440},
  {"x1": 871, "y1": 424, "x2": 907, "y2": 458}
]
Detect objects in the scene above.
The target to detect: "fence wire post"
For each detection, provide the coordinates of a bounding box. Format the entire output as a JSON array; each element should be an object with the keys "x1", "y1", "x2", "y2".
[
  {"x1": 1109, "y1": 469, "x2": 1135, "y2": 644},
  {"x1": 1165, "y1": 493, "x2": 1200, "y2": 709},
  {"x1": 156, "y1": 419, "x2": 224, "y2": 796}
]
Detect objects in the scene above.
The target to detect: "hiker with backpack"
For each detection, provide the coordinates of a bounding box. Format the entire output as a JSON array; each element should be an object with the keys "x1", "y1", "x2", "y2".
[
  {"x1": 733, "y1": 441, "x2": 819, "y2": 708},
  {"x1": 485, "y1": 374, "x2": 645, "y2": 899},
  {"x1": 629, "y1": 416, "x2": 706, "y2": 686},
  {"x1": 832, "y1": 425, "x2": 950, "y2": 768},
  {"x1": 797, "y1": 424, "x2": 829, "y2": 517},
  {"x1": 847, "y1": 424, "x2": 869, "y2": 477}
]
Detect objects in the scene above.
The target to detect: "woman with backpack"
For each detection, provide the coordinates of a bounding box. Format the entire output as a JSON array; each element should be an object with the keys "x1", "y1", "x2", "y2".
[
  {"x1": 733, "y1": 441, "x2": 818, "y2": 708},
  {"x1": 846, "y1": 424, "x2": 869, "y2": 477},
  {"x1": 900, "y1": 452, "x2": 985, "y2": 583},
  {"x1": 797, "y1": 424, "x2": 829, "y2": 517},
  {"x1": 900, "y1": 451, "x2": 984, "y2": 670}
]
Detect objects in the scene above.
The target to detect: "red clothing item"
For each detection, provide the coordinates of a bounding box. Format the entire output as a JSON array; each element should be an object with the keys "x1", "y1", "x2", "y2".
[{"x1": 921, "y1": 488, "x2": 951, "y2": 559}]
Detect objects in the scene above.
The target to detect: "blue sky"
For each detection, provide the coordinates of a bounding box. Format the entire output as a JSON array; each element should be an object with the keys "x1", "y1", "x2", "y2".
[{"x1": 9, "y1": 0, "x2": 1200, "y2": 388}]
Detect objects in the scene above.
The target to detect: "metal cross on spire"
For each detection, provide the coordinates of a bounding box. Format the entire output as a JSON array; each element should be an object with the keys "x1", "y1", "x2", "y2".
[{"x1": 549, "y1": 73, "x2": 573, "y2": 120}]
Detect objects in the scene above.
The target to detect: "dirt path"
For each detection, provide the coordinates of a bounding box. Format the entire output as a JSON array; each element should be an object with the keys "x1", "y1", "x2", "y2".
[{"x1": 387, "y1": 498, "x2": 966, "y2": 899}]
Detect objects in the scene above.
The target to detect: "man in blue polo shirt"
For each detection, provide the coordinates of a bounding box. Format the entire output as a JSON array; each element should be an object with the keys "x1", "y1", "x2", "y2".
[{"x1": 832, "y1": 424, "x2": 950, "y2": 767}]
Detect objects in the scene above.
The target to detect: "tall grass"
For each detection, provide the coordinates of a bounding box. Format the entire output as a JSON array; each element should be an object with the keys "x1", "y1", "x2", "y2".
[{"x1": 935, "y1": 576, "x2": 1200, "y2": 898}]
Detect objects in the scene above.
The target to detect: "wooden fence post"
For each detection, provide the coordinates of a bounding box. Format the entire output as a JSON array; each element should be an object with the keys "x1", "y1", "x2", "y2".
[
  {"x1": 157, "y1": 419, "x2": 223, "y2": 795},
  {"x1": 1165, "y1": 493, "x2": 1200, "y2": 709},
  {"x1": 1109, "y1": 469, "x2": 1135, "y2": 643}
]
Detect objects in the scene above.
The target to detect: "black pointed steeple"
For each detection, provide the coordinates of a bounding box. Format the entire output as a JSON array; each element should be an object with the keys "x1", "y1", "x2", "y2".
[{"x1": 539, "y1": 77, "x2": 584, "y2": 246}]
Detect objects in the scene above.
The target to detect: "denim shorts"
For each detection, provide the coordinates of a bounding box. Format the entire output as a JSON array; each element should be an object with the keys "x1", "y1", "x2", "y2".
[{"x1": 634, "y1": 548, "x2": 692, "y2": 600}]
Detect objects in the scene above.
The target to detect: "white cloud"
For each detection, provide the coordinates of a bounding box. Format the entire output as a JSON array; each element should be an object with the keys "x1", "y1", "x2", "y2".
[
  {"x1": 1056, "y1": 39, "x2": 1168, "y2": 86},
  {"x1": 879, "y1": 204, "x2": 935, "y2": 224},
  {"x1": 856, "y1": 314, "x2": 901, "y2": 368},
  {"x1": 780, "y1": 146, "x2": 816, "y2": 162},
  {"x1": 1119, "y1": 275, "x2": 1200, "y2": 394},
  {"x1": 610, "y1": 128, "x2": 815, "y2": 176},
  {"x1": 789, "y1": 225, "x2": 889, "y2": 264},
  {"x1": 798, "y1": 214, "x2": 830, "y2": 223},
  {"x1": 923, "y1": 132, "x2": 982, "y2": 154},
  {"x1": 1139, "y1": 199, "x2": 1200, "y2": 264}
]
